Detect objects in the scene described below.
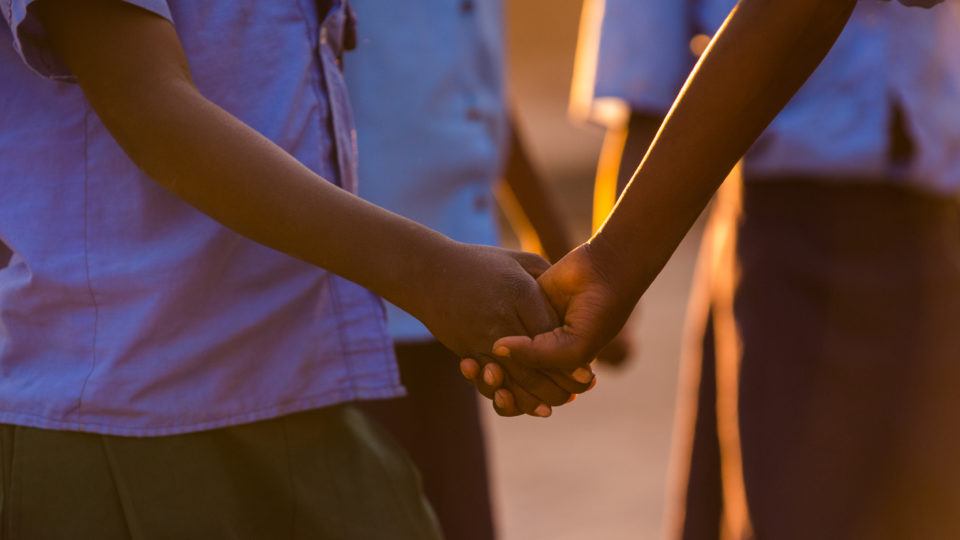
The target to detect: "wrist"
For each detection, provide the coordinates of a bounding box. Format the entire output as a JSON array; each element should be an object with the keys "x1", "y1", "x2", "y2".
[
  {"x1": 584, "y1": 233, "x2": 644, "y2": 307},
  {"x1": 390, "y1": 235, "x2": 463, "y2": 322}
]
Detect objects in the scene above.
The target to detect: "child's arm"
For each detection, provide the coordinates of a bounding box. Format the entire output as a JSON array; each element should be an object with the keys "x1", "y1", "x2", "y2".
[
  {"x1": 35, "y1": 0, "x2": 591, "y2": 416},
  {"x1": 491, "y1": 0, "x2": 858, "y2": 369}
]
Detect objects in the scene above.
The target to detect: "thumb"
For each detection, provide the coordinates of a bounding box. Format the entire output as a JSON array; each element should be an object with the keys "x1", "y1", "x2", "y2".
[{"x1": 493, "y1": 326, "x2": 595, "y2": 371}]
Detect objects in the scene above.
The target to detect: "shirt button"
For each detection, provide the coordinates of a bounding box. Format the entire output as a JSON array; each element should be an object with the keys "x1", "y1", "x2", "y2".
[
  {"x1": 460, "y1": 0, "x2": 474, "y2": 14},
  {"x1": 466, "y1": 107, "x2": 483, "y2": 121}
]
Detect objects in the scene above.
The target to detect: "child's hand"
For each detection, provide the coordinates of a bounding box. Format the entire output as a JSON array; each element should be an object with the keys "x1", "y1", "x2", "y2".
[
  {"x1": 411, "y1": 243, "x2": 594, "y2": 417},
  {"x1": 487, "y1": 243, "x2": 637, "y2": 372}
]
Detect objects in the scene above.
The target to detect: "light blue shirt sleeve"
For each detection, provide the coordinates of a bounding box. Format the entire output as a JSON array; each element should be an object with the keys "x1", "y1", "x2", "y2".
[
  {"x1": 592, "y1": 0, "x2": 694, "y2": 117},
  {"x1": 2, "y1": 0, "x2": 173, "y2": 80}
]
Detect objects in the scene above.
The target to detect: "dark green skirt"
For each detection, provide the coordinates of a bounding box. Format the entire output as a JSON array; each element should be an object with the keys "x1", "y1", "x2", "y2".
[{"x1": 0, "y1": 405, "x2": 442, "y2": 539}]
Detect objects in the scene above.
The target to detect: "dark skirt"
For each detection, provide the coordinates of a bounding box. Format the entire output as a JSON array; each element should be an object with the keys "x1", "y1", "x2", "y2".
[
  {"x1": 673, "y1": 180, "x2": 960, "y2": 540},
  {"x1": 0, "y1": 405, "x2": 442, "y2": 539}
]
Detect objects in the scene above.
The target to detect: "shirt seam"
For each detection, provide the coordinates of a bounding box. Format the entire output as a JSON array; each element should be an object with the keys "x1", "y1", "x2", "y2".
[
  {"x1": 327, "y1": 278, "x2": 360, "y2": 398},
  {"x1": 73, "y1": 104, "x2": 100, "y2": 417}
]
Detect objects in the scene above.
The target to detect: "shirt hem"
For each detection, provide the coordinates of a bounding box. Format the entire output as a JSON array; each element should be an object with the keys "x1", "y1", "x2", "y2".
[{"x1": 0, "y1": 384, "x2": 406, "y2": 437}]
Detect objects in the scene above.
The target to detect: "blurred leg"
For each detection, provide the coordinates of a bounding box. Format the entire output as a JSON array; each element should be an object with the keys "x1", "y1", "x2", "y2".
[{"x1": 361, "y1": 341, "x2": 496, "y2": 540}]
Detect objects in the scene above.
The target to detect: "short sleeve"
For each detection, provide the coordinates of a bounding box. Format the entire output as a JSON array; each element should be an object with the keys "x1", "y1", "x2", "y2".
[
  {"x1": 570, "y1": 0, "x2": 695, "y2": 127},
  {"x1": 1, "y1": 0, "x2": 174, "y2": 81}
]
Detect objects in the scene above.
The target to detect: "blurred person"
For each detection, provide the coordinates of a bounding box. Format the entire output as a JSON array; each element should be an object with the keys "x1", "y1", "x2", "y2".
[
  {"x1": 0, "y1": 0, "x2": 596, "y2": 536},
  {"x1": 501, "y1": 0, "x2": 960, "y2": 537},
  {"x1": 345, "y1": 2, "x2": 632, "y2": 537}
]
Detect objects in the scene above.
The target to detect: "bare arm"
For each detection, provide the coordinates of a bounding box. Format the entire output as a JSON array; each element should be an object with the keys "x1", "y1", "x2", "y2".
[
  {"x1": 494, "y1": 0, "x2": 858, "y2": 368},
  {"x1": 38, "y1": 1, "x2": 444, "y2": 319},
  {"x1": 591, "y1": 0, "x2": 857, "y2": 301}
]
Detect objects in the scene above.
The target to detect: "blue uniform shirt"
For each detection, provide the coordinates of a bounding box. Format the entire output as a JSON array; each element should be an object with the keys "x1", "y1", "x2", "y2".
[
  {"x1": 0, "y1": 0, "x2": 401, "y2": 436},
  {"x1": 574, "y1": 0, "x2": 960, "y2": 193},
  {"x1": 347, "y1": 0, "x2": 508, "y2": 343}
]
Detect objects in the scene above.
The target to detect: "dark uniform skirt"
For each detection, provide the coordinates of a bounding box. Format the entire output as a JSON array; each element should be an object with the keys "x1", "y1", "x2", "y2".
[
  {"x1": 0, "y1": 405, "x2": 442, "y2": 539},
  {"x1": 670, "y1": 179, "x2": 960, "y2": 540}
]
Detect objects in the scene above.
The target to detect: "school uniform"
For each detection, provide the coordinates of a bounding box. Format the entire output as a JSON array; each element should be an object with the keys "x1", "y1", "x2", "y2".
[{"x1": 0, "y1": 1, "x2": 439, "y2": 537}]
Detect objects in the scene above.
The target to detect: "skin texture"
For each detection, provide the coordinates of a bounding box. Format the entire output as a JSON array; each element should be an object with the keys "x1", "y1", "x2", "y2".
[
  {"x1": 485, "y1": 0, "x2": 859, "y2": 370},
  {"x1": 33, "y1": 0, "x2": 593, "y2": 417}
]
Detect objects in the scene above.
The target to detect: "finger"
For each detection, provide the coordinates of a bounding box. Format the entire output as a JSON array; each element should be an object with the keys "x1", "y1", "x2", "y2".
[
  {"x1": 493, "y1": 327, "x2": 596, "y2": 371},
  {"x1": 493, "y1": 389, "x2": 522, "y2": 417},
  {"x1": 542, "y1": 365, "x2": 595, "y2": 395},
  {"x1": 500, "y1": 357, "x2": 571, "y2": 407},
  {"x1": 515, "y1": 279, "x2": 561, "y2": 332},
  {"x1": 501, "y1": 374, "x2": 553, "y2": 417},
  {"x1": 462, "y1": 358, "x2": 498, "y2": 401},
  {"x1": 460, "y1": 358, "x2": 480, "y2": 381},
  {"x1": 481, "y1": 362, "x2": 505, "y2": 389}
]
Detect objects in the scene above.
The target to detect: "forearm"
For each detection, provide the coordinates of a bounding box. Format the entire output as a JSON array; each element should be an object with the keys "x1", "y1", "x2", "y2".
[
  {"x1": 591, "y1": 0, "x2": 856, "y2": 299},
  {"x1": 503, "y1": 128, "x2": 574, "y2": 263},
  {"x1": 37, "y1": 0, "x2": 455, "y2": 316},
  {"x1": 87, "y1": 78, "x2": 452, "y2": 317}
]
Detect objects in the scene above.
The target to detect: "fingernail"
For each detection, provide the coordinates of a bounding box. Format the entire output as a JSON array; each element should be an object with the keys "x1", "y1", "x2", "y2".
[
  {"x1": 460, "y1": 362, "x2": 474, "y2": 380},
  {"x1": 494, "y1": 390, "x2": 506, "y2": 409},
  {"x1": 482, "y1": 366, "x2": 496, "y2": 386},
  {"x1": 572, "y1": 367, "x2": 593, "y2": 384},
  {"x1": 566, "y1": 394, "x2": 578, "y2": 404},
  {"x1": 534, "y1": 404, "x2": 552, "y2": 418},
  {"x1": 493, "y1": 346, "x2": 511, "y2": 358},
  {"x1": 588, "y1": 376, "x2": 598, "y2": 391}
]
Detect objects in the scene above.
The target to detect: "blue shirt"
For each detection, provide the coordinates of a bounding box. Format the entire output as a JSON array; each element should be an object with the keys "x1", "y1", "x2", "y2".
[
  {"x1": 574, "y1": 0, "x2": 960, "y2": 193},
  {"x1": 347, "y1": 0, "x2": 507, "y2": 343},
  {"x1": 0, "y1": 0, "x2": 401, "y2": 436}
]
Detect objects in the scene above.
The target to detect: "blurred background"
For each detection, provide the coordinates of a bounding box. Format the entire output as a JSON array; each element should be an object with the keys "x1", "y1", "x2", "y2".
[{"x1": 484, "y1": 1, "x2": 706, "y2": 538}]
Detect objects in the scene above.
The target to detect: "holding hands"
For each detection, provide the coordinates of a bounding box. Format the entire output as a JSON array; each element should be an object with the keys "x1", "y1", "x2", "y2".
[
  {"x1": 491, "y1": 242, "x2": 636, "y2": 372},
  {"x1": 409, "y1": 242, "x2": 598, "y2": 417},
  {"x1": 456, "y1": 242, "x2": 638, "y2": 417},
  {"x1": 443, "y1": 0, "x2": 885, "y2": 417}
]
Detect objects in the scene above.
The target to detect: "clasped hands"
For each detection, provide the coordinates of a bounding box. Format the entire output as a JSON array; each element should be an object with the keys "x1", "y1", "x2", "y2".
[{"x1": 418, "y1": 240, "x2": 636, "y2": 418}]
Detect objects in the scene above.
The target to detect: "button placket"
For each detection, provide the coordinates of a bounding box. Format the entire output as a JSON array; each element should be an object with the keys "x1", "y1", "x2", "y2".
[{"x1": 316, "y1": 0, "x2": 360, "y2": 192}]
